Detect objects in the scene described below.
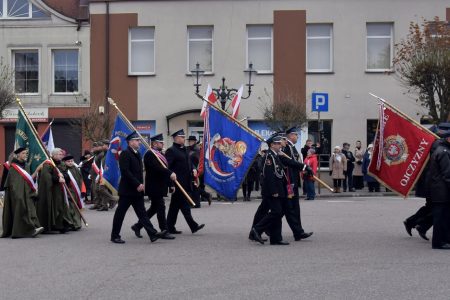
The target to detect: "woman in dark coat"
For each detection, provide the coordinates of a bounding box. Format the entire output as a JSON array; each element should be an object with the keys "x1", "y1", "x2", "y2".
[{"x1": 362, "y1": 144, "x2": 380, "y2": 192}]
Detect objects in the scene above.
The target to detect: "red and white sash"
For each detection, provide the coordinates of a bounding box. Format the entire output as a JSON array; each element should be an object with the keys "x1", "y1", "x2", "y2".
[
  {"x1": 11, "y1": 163, "x2": 37, "y2": 192},
  {"x1": 3, "y1": 161, "x2": 10, "y2": 170},
  {"x1": 92, "y1": 160, "x2": 102, "y2": 183},
  {"x1": 68, "y1": 170, "x2": 85, "y2": 209},
  {"x1": 152, "y1": 148, "x2": 168, "y2": 166}
]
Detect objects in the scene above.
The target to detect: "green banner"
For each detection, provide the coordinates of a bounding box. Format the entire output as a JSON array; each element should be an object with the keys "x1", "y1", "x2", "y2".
[{"x1": 14, "y1": 109, "x2": 48, "y2": 173}]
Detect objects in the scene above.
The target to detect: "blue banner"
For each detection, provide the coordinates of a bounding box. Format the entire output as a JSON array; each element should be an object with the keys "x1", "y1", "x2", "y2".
[
  {"x1": 103, "y1": 115, "x2": 147, "y2": 194},
  {"x1": 203, "y1": 106, "x2": 262, "y2": 199}
]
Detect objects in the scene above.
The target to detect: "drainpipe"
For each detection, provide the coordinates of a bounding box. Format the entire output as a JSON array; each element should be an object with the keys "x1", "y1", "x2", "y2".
[{"x1": 105, "y1": 1, "x2": 110, "y2": 115}]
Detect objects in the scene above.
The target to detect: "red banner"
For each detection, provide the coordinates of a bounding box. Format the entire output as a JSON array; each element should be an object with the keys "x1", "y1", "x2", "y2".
[{"x1": 368, "y1": 105, "x2": 436, "y2": 197}]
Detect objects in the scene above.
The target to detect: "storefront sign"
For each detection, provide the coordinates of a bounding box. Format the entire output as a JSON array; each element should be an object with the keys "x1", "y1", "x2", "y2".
[{"x1": 0, "y1": 108, "x2": 48, "y2": 122}]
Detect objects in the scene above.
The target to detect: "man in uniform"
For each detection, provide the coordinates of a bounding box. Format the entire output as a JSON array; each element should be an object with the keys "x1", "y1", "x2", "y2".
[
  {"x1": 96, "y1": 139, "x2": 117, "y2": 211},
  {"x1": 1, "y1": 147, "x2": 44, "y2": 238},
  {"x1": 60, "y1": 155, "x2": 83, "y2": 231},
  {"x1": 428, "y1": 128, "x2": 450, "y2": 249},
  {"x1": 166, "y1": 129, "x2": 205, "y2": 234},
  {"x1": 110, "y1": 131, "x2": 165, "y2": 244},
  {"x1": 131, "y1": 133, "x2": 176, "y2": 240},
  {"x1": 89, "y1": 142, "x2": 102, "y2": 210},
  {"x1": 282, "y1": 127, "x2": 313, "y2": 241},
  {"x1": 37, "y1": 148, "x2": 73, "y2": 233}
]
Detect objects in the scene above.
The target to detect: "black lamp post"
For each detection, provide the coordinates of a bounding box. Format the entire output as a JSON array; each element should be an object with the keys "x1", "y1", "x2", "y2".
[{"x1": 191, "y1": 62, "x2": 256, "y2": 110}]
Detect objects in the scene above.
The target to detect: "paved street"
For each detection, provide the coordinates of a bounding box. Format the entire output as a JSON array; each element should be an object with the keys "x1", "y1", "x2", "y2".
[{"x1": 1, "y1": 196, "x2": 449, "y2": 300}]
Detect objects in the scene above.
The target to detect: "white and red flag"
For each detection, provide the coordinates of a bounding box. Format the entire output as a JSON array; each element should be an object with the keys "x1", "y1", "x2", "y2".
[
  {"x1": 368, "y1": 103, "x2": 436, "y2": 197},
  {"x1": 230, "y1": 84, "x2": 243, "y2": 118},
  {"x1": 200, "y1": 84, "x2": 217, "y2": 118}
]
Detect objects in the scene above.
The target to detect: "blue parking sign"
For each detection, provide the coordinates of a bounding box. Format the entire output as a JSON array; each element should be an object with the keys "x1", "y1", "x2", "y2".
[{"x1": 312, "y1": 93, "x2": 328, "y2": 112}]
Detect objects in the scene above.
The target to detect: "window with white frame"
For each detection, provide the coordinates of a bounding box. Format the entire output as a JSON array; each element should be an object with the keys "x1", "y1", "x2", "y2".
[
  {"x1": 247, "y1": 25, "x2": 272, "y2": 73},
  {"x1": 1, "y1": 0, "x2": 49, "y2": 19},
  {"x1": 366, "y1": 23, "x2": 393, "y2": 71},
  {"x1": 13, "y1": 50, "x2": 39, "y2": 94},
  {"x1": 188, "y1": 26, "x2": 213, "y2": 73},
  {"x1": 307, "y1": 24, "x2": 333, "y2": 72},
  {"x1": 53, "y1": 49, "x2": 79, "y2": 93},
  {"x1": 129, "y1": 27, "x2": 155, "y2": 75}
]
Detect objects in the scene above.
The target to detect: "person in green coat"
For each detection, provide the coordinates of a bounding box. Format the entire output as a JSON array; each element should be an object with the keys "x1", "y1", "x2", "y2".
[
  {"x1": 60, "y1": 155, "x2": 83, "y2": 230},
  {"x1": 36, "y1": 148, "x2": 73, "y2": 233},
  {"x1": 1, "y1": 147, "x2": 44, "y2": 238}
]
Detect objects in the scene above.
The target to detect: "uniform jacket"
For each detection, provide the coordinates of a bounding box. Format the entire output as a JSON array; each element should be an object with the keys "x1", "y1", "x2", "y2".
[
  {"x1": 329, "y1": 152, "x2": 347, "y2": 179},
  {"x1": 166, "y1": 143, "x2": 193, "y2": 192},
  {"x1": 118, "y1": 147, "x2": 144, "y2": 197},
  {"x1": 415, "y1": 139, "x2": 442, "y2": 198},
  {"x1": 428, "y1": 139, "x2": 450, "y2": 203},
  {"x1": 261, "y1": 149, "x2": 287, "y2": 198},
  {"x1": 144, "y1": 149, "x2": 173, "y2": 198},
  {"x1": 283, "y1": 140, "x2": 303, "y2": 187}
]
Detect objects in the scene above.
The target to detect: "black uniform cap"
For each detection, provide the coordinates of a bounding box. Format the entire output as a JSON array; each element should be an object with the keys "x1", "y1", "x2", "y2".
[
  {"x1": 266, "y1": 133, "x2": 283, "y2": 145},
  {"x1": 150, "y1": 133, "x2": 164, "y2": 142},
  {"x1": 126, "y1": 131, "x2": 140, "y2": 141},
  {"x1": 62, "y1": 155, "x2": 74, "y2": 161},
  {"x1": 14, "y1": 147, "x2": 27, "y2": 154},
  {"x1": 285, "y1": 127, "x2": 298, "y2": 135},
  {"x1": 171, "y1": 129, "x2": 185, "y2": 138},
  {"x1": 187, "y1": 135, "x2": 197, "y2": 141}
]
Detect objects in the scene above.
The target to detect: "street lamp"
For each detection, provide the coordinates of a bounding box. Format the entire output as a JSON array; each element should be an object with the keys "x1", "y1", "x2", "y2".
[{"x1": 191, "y1": 62, "x2": 256, "y2": 110}]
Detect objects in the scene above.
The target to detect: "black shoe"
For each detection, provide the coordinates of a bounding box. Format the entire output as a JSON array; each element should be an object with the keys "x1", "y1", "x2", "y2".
[
  {"x1": 169, "y1": 230, "x2": 182, "y2": 234},
  {"x1": 160, "y1": 232, "x2": 176, "y2": 240},
  {"x1": 149, "y1": 234, "x2": 160, "y2": 243},
  {"x1": 295, "y1": 232, "x2": 313, "y2": 241},
  {"x1": 207, "y1": 194, "x2": 212, "y2": 206},
  {"x1": 349, "y1": 188, "x2": 356, "y2": 192},
  {"x1": 251, "y1": 228, "x2": 265, "y2": 245},
  {"x1": 248, "y1": 231, "x2": 268, "y2": 242},
  {"x1": 111, "y1": 237, "x2": 125, "y2": 244},
  {"x1": 192, "y1": 224, "x2": 205, "y2": 234},
  {"x1": 403, "y1": 221, "x2": 413, "y2": 236},
  {"x1": 131, "y1": 224, "x2": 143, "y2": 238},
  {"x1": 270, "y1": 240, "x2": 290, "y2": 245},
  {"x1": 433, "y1": 243, "x2": 450, "y2": 250},
  {"x1": 415, "y1": 226, "x2": 429, "y2": 241}
]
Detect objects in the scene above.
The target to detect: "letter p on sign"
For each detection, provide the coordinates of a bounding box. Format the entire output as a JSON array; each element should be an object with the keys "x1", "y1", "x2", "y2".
[{"x1": 312, "y1": 93, "x2": 329, "y2": 112}]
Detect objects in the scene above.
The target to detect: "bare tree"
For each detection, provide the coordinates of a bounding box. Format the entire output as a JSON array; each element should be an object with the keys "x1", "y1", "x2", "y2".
[
  {"x1": 74, "y1": 102, "x2": 114, "y2": 143},
  {"x1": 0, "y1": 57, "x2": 15, "y2": 118},
  {"x1": 259, "y1": 88, "x2": 308, "y2": 132},
  {"x1": 393, "y1": 17, "x2": 450, "y2": 123}
]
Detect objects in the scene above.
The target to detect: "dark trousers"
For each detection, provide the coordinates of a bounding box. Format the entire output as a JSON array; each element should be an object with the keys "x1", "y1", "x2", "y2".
[
  {"x1": 333, "y1": 179, "x2": 342, "y2": 188},
  {"x1": 111, "y1": 195, "x2": 157, "y2": 240},
  {"x1": 242, "y1": 180, "x2": 255, "y2": 198},
  {"x1": 251, "y1": 196, "x2": 270, "y2": 229},
  {"x1": 343, "y1": 169, "x2": 353, "y2": 191},
  {"x1": 134, "y1": 196, "x2": 168, "y2": 231},
  {"x1": 405, "y1": 199, "x2": 433, "y2": 232},
  {"x1": 284, "y1": 196, "x2": 305, "y2": 239},
  {"x1": 254, "y1": 196, "x2": 287, "y2": 243},
  {"x1": 353, "y1": 176, "x2": 364, "y2": 190},
  {"x1": 432, "y1": 203, "x2": 450, "y2": 248},
  {"x1": 304, "y1": 179, "x2": 315, "y2": 199},
  {"x1": 167, "y1": 191, "x2": 198, "y2": 232},
  {"x1": 368, "y1": 181, "x2": 380, "y2": 192}
]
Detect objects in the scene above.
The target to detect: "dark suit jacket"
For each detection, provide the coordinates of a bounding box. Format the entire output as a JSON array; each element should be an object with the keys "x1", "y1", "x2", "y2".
[
  {"x1": 144, "y1": 149, "x2": 173, "y2": 198},
  {"x1": 261, "y1": 150, "x2": 287, "y2": 198},
  {"x1": 166, "y1": 143, "x2": 193, "y2": 192},
  {"x1": 283, "y1": 141, "x2": 303, "y2": 187},
  {"x1": 118, "y1": 147, "x2": 144, "y2": 197}
]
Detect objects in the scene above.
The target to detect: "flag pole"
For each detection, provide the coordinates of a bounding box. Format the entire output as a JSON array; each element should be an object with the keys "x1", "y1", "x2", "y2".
[
  {"x1": 107, "y1": 97, "x2": 196, "y2": 207},
  {"x1": 368, "y1": 93, "x2": 440, "y2": 138},
  {"x1": 15, "y1": 98, "x2": 88, "y2": 226}
]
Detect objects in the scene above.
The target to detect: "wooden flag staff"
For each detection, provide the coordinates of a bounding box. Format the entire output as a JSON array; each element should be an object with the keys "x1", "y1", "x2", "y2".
[
  {"x1": 195, "y1": 92, "x2": 335, "y2": 193},
  {"x1": 16, "y1": 98, "x2": 88, "y2": 227},
  {"x1": 107, "y1": 97, "x2": 196, "y2": 207}
]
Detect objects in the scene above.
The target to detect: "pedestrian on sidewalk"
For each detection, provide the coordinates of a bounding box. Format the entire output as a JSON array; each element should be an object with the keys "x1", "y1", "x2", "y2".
[
  {"x1": 362, "y1": 144, "x2": 380, "y2": 192},
  {"x1": 342, "y1": 142, "x2": 355, "y2": 192},
  {"x1": 329, "y1": 146, "x2": 347, "y2": 193},
  {"x1": 353, "y1": 141, "x2": 365, "y2": 190},
  {"x1": 303, "y1": 148, "x2": 318, "y2": 200}
]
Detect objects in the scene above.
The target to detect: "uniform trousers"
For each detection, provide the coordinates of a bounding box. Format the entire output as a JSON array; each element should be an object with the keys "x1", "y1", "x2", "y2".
[
  {"x1": 432, "y1": 203, "x2": 450, "y2": 248},
  {"x1": 134, "y1": 196, "x2": 167, "y2": 231},
  {"x1": 167, "y1": 191, "x2": 198, "y2": 232},
  {"x1": 111, "y1": 195, "x2": 157, "y2": 239},
  {"x1": 254, "y1": 196, "x2": 288, "y2": 243},
  {"x1": 405, "y1": 199, "x2": 433, "y2": 232}
]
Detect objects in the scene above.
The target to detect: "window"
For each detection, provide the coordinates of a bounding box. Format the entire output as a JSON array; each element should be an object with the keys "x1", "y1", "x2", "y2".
[
  {"x1": 307, "y1": 24, "x2": 333, "y2": 72},
  {"x1": 366, "y1": 23, "x2": 393, "y2": 71},
  {"x1": 307, "y1": 120, "x2": 332, "y2": 168},
  {"x1": 53, "y1": 49, "x2": 79, "y2": 93},
  {"x1": 188, "y1": 26, "x2": 213, "y2": 73},
  {"x1": 13, "y1": 50, "x2": 39, "y2": 94},
  {"x1": 247, "y1": 25, "x2": 272, "y2": 73},
  {"x1": 1, "y1": 0, "x2": 49, "y2": 18},
  {"x1": 129, "y1": 27, "x2": 155, "y2": 75},
  {"x1": 367, "y1": 119, "x2": 378, "y2": 146}
]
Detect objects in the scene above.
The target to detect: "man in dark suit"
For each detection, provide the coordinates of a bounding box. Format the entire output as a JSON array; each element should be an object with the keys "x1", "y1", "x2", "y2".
[
  {"x1": 110, "y1": 131, "x2": 166, "y2": 244},
  {"x1": 282, "y1": 127, "x2": 313, "y2": 241},
  {"x1": 165, "y1": 129, "x2": 205, "y2": 234},
  {"x1": 131, "y1": 133, "x2": 176, "y2": 240}
]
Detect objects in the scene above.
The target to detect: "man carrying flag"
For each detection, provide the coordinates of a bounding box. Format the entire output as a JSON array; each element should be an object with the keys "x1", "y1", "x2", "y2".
[{"x1": 1, "y1": 147, "x2": 44, "y2": 238}]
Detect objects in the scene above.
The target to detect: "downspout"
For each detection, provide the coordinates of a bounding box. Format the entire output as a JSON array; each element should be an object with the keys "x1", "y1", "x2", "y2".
[{"x1": 105, "y1": 1, "x2": 110, "y2": 115}]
